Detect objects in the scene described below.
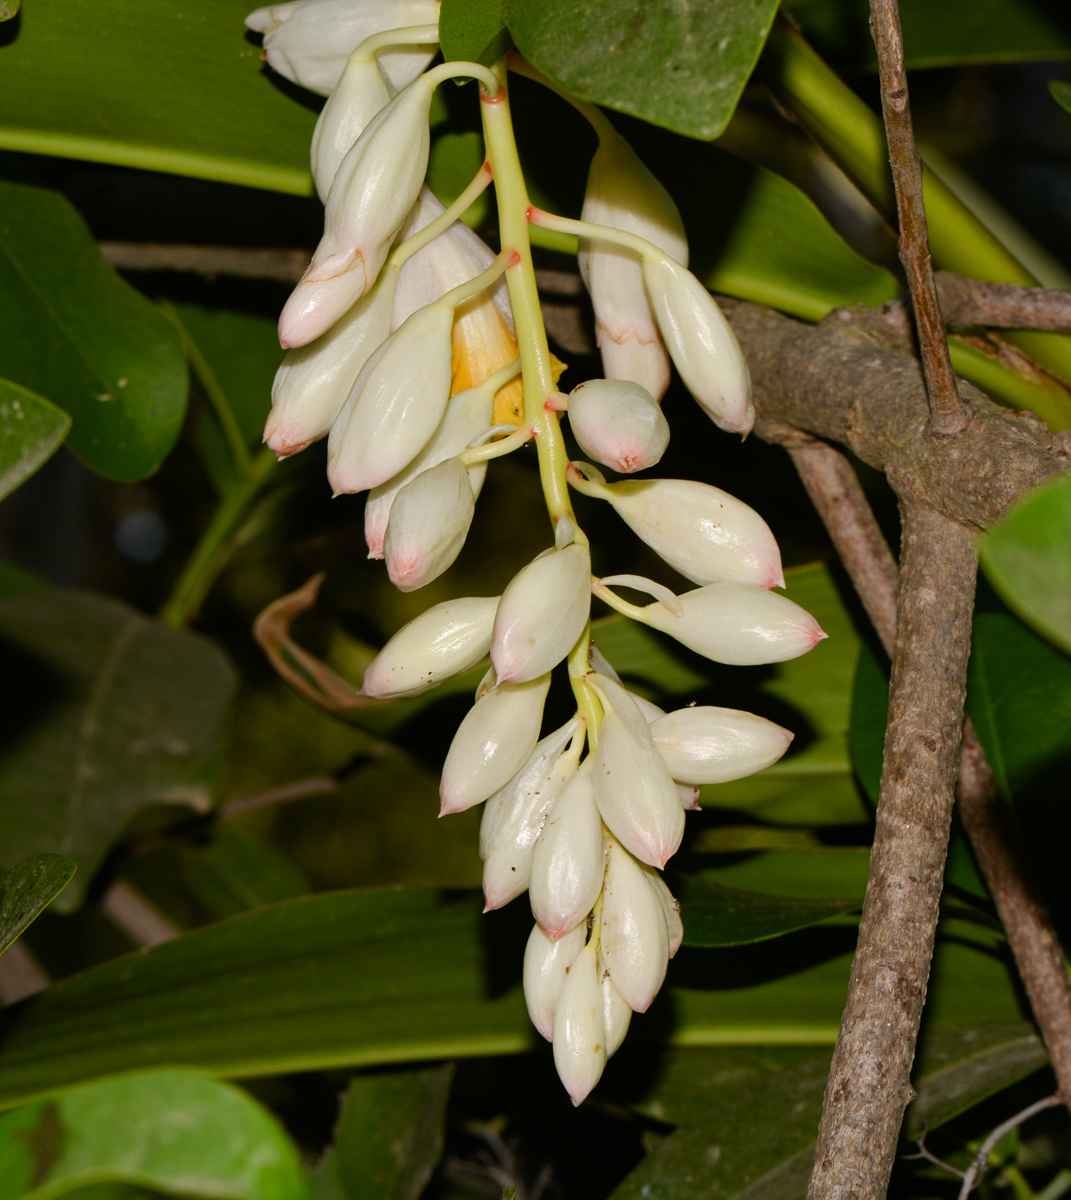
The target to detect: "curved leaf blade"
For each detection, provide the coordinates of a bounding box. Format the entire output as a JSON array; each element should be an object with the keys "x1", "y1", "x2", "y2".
[
  {"x1": 0, "y1": 380, "x2": 70, "y2": 503},
  {"x1": 677, "y1": 877, "x2": 857, "y2": 947},
  {"x1": 0, "y1": 855, "x2": 76, "y2": 957}
]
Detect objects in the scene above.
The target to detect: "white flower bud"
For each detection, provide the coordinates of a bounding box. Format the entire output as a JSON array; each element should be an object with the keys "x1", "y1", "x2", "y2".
[
  {"x1": 632, "y1": 694, "x2": 666, "y2": 723},
  {"x1": 439, "y1": 674, "x2": 551, "y2": 815},
  {"x1": 677, "y1": 784, "x2": 701, "y2": 811},
  {"x1": 481, "y1": 720, "x2": 582, "y2": 911},
  {"x1": 642, "y1": 257, "x2": 753, "y2": 435},
  {"x1": 651, "y1": 706, "x2": 794, "y2": 786},
  {"x1": 327, "y1": 302, "x2": 453, "y2": 495},
  {"x1": 360, "y1": 595, "x2": 499, "y2": 699},
  {"x1": 598, "y1": 949, "x2": 632, "y2": 1058},
  {"x1": 523, "y1": 921, "x2": 587, "y2": 1042},
  {"x1": 310, "y1": 52, "x2": 393, "y2": 201},
  {"x1": 279, "y1": 75, "x2": 436, "y2": 347},
  {"x1": 553, "y1": 941, "x2": 607, "y2": 1105},
  {"x1": 384, "y1": 458, "x2": 475, "y2": 591},
  {"x1": 645, "y1": 870, "x2": 684, "y2": 957},
  {"x1": 491, "y1": 544, "x2": 592, "y2": 684},
  {"x1": 264, "y1": 267, "x2": 396, "y2": 457},
  {"x1": 364, "y1": 383, "x2": 492, "y2": 558},
  {"x1": 530, "y1": 761, "x2": 605, "y2": 940},
  {"x1": 246, "y1": 0, "x2": 440, "y2": 96},
  {"x1": 643, "y1": 582, "x2": 827, "y2": 666},
  {"x1": 600, "y1": 839, "x2": 670, "y2": 1013},
  {"x1": 597, "y1": 478, "x2": 784, "y2": 589},
  {"x1": 578, "y1": 129, "x2": 687, "y2": 401},
  {"x1": 567, "y1": 379, "x2": 670, "y2": 474}
]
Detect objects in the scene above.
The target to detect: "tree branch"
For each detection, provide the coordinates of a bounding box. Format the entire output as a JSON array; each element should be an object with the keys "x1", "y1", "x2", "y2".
[{"x1": 935, "y1": 273, "x2": 1071, "y2": 333}]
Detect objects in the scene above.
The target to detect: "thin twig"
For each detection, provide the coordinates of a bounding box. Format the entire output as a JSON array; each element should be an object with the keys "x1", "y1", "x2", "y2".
[
  {"x1": 100, "y1": 879, "x2": 181, "y2": 947},
  {"x1": 957, "y1": 1094, "x2": 1062, "y2": 1199},
  {"x1": 219, "y1": 777, "x2": 340, "y2": 817},
  {"x1": 903, "y1": 1132, "x2": 965, "y2": 1179},
  {"x1": 936, "y1": 273, "x2": 1071, "y2": 333},
  {"x1": 869, "y1": 0, "x2": 969, "y2": 435}
]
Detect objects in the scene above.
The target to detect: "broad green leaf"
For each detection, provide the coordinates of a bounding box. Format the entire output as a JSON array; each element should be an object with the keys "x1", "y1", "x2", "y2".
[
  {"x1": 1053, "y1": 81, "x2": 1071, "y2": 116},
  {"x1": 0, "y1": 591, "x2": 236, "y2": 910},
  {"x1": 504, "y1": 0, "x2": 781, "y2": 140},
  {"x1": 0, "y1": 0, "x2": 317, "y2": 194},
  {"x1": 314, "y1": 1066, "x2": 453, "y2": 1200},
  {"x1": 439, "y1": 0, "x2": 512, "y2": 67},
  {"x1": 0, "y1": 380, "x2": 70, "y2": 502},
  {"x1": 0, "y1": 182, "x2": 187, "y2": 481},
  {"x1": 0, "y1": 1069, "x2": 308, "y2": 1200},
  {"x1": 0, "y1": 561, "x2": 45, "y2": 600},
  {"x1": 0, "y1": 890, "x2": 1026, "y2": 1110},
  {"x1": 677, "y1": 877, "x2": 857, "y2": 947},
  {"x1": 685, "y1": 847, "x2": 870, "y2": 902},
  {"x1": 979, "y1": 473, "x2": 1071, "y2": 656},
  {"x1": 0, "y1": 855, "x2": 76, "y2": 957},
  {"x1": 181, "y1": 830, "x2": 310, "y2": 921}
]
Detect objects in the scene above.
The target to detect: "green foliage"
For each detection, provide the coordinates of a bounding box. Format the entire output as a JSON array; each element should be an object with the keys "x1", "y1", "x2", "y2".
[
  {"x1": 1053, "y1": 80, "x2": 1071, "y2": 116},
  {"x1": 677, "y1": 878, "x2": 857, "y2": 947},
  {"x1": 0, "y1": 381, "x2": 70, "y2": 503},
  {"x1": 0, "y1": 856, "x2": 76, "y2": 957},
  {"x1": 0, "y1": 1070, "x2": 309, "y2": 1200},
  {"x1": 504, "y1": 0, "x2": 781, "y2": 139},
  {"x1": 0, "y1": 182, "x2": 187, "y2": 480},
  {"x1": 439, "y1": 0, "x2": 512, "y2": 68},
  {"x1": 0, "y1": 591, "x2": 236, "y2": 910}
]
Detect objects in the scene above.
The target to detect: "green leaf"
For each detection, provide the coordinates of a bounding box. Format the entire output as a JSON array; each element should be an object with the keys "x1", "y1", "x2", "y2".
[
  {"x1": 688, "y1": 847, "x2": 871, "y2": 901},
  {"x1": 979, "y1": 473, "x2": 1071, "y2": 657},
  {"x1": 0, "y1": 380, "x2": 70, "y2": 503},
  {"x1": 0, "y1": 562, "x2": 46, "y2": 601},
  {"x1": 0, "y1": 0, "x2": 317, "y2": 194},
  {"x1": 0, "y1": 182, "x2": 187, "y2": 481},
  {"x1": 0, "y1": 856, "x2": 76, "y2": 957},
  {"x1": 181, "y1": 830, "x2": 310, "y2": 921},
  {"x1": 1053, "y1": 80, "x2": 1071, "y2": 116},
  {"x1": 677, "y1": 877, "x2": 857, "y2": 947},
  {"x1": 0, "y1": 591, "x2": 236, "y2": 911},
  {"x1": 504, "y1": 0, "x2": 781, "y2": 140},
  {"x1": 439, "y1": 0, "x2": 512, "y2": 67},
  {"x1": 316, "y1": 1066, "x2": 453, "y2": 1200},
  {"x1": 0, "y1": 1069, "x2": 309, "y2": 1200}
]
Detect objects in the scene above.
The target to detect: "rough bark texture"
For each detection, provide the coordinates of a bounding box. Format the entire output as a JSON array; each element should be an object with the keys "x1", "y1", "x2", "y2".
[
  {"x1": 936, "y1": 272, "x2": 1071, "y2": 333},
  {"x1": 807, "y1": 503, "x2": 977, "y2": 1200}
]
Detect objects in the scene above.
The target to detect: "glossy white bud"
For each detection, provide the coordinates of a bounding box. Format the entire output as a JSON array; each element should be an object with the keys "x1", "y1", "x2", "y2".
[
  {"x1": 360, "y1": 595, "x2": 498, "y2": 699},
  {"x1": 310, "y1": 52, "x2": 393, "y2": 200},
  {"x1": 677, "y1": 784, "x2": 702, "y2": 811},
  {"x1": 578, "y1": 129, "x2": 687, "y2": 401},
  {"x1": 632, "y1": 694, "x2": 666, "y2": 723},
  {"x1": 327, "y1": 302, "x2": 453, "y2": 495},
  {"x1": 553, "y1": 941, "x2": 607, "y2": 1105},
  {"x1": 646, "y1": 869, "x2": 684, "y2": 957},
  {"x1": 279, "y1": 75, "x2": 436, "y2": 347},
  {"x1": 439, "y1": 674, "x2": 551, "y2": 815},
  {"x1": 364, "y1": 383, "x2": 492, "y2": 558},
  {"x1": 601, "y1": 839, "x2": 670, "y2": 1013},
  {"x1": 598, "y1": 949, "x2": 632, "y2": 1058},
  {"x1": 530, "y1": 761, "x2": 605, "y2": 940},
  {"x1": 523, "y1": 921, "x2": 587, "y2": 1042},
  {"x1": 491, "y1": 544, "x2": 592, "y2": 684},
  {"x1": 264, "y1": 267, "x2": 396, "y2": 457},
  {"x1": 246, "y1": 0, "x2": 440, "y2": 96},
  {"x1": 384, "y1": 458, "x2": 475, "y2": 591},
  {"x1": 643, "y1": 582, "x2": 827, "y2": 666},
  {"x1": 642, "y1": 257, "x2": 753, "y2": 435},
  {"x1": 567, "y1": 379, "x2": 670, "y2": 474},
  {"x1": 651, "y1": 706, "x2": 794, "y2": 786}
]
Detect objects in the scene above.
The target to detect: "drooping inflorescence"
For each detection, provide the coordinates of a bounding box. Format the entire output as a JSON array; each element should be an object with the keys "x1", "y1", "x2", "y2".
[{"x1": 247, "y1": 0, "x2": 827, "y2": 1104}]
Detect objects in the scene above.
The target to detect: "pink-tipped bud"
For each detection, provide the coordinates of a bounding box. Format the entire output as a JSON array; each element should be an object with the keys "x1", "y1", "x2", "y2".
[
  {"x1": 327, "y1": 302, "x2": 453, "y2": 495},
  {"x1": 523, "y1": 921, "x2": 587, "y2": 1042},
  {"x1": 384, "y1": 458, "x2": 475, "y2": 592},
  {"x1": 645, "y1": 870, "x2": 684, "y2": 957},
  {"x1": 529, "y1": 761, "x2": 605, "y2": 940},
  {"x1": 491, "y1": 544, "x2": 591, "y2": 684},
  {"x1": 651, "y1": 706, "x2": 794, "y2": 786},
  {"x1": 552, "y1": 941, "x2": 607, "y2": 1105},
  {"x1": 641, "y1": 257, "x2": 753, "y2": 435},
  {"x1": 600, "y1": 839, "x2": 671, "y2": 1013},
  {"x1": 310, "y1": 53, "x2": 393, "y2": 200},
  {"x1": 361, "y1": 595, "x2": 499, "y2": 700},
  {"x1": 567, "y1": 379, "x2": 670, "y2": 474},
  {"x1": 439, "y1": 675, "x2": 551, "y2": 815},
  {"x1": 598, "y1": 949, "x2": 632, "y2": 1058},
  {"x1": 643, "y1": 582, "x2": 827, "y2": 666}
]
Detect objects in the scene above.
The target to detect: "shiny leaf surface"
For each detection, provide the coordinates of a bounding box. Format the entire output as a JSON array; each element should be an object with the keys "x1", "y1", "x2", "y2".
[
  {"x1": 0, "y1": 380, "x2": 70, "y2": 503},
  {"x1": 0, "y1": 855, "x2": 76, "y2": 957}
]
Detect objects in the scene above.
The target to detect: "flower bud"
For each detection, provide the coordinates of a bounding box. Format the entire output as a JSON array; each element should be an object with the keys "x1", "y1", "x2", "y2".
[
  {"x1": 246, "y1": 0, "x2": 440, "y2": 96},
  {"x1": 364, "y1": 383, "x2": 492, "y2": 558},
  {"x1": 439, "y1": 674, "x2": 551, "y2": 815},
  {"x1": 651, "y1": 706, "x2": 794, "y2": 786},
  {"x1": 598, "y1": 949, "x2": 632, "y2": 1058},
  {"x1": 642, "y1": 582, "x2": 827, "y2": 666},
  {"x1": 327, "y1": 302, "x2": 453, "y2": 495},
  {"x1": 530, "y1": 761, "x2": 605, "y2": 940},
  {"x1": 646, "y1": 870, "x2": 684, "y2": 957},
  {"x1": 553, "y1": 941, "x2": 607, "y2": 1105},
  {"x1": 361, "y1": 595, "x2": 499, "y2": 699},
  {"x1": 310, "y1": 52, "x2": 393, "y2": 200},
  {"x1": 384, "y1": 458, "x2": 475, "y2": 591},
  {"x1": 642, "y1": 257, "x2": 753, "y2": 435},
  {"x1": 600, "y1": 839, "x2": 670, "y2": 1013},
  {"x1": 677, "y1": 784, "x2": 701, "y2": 811},
  {"x1": 578, "y1": 129, "x2": 687, "y2": 401},
  {"x1": 279, "y1": 75, "x2": 436, "y2": 347},
  {"x1": 481, "y1": 720, "x2": 582, "y2": 911},
  {"x1": 567, "y1": 379, "x2": 670, "y2": 474},
  {"x1": 523, "y1": 921, "x2": 587, "y2": 1042},
  {"x1": 264, "y1": 267, "x2": 396, "y2": 457},
  {"x1": 491, "y1": 544, "x2": 592, "y2": 684}
]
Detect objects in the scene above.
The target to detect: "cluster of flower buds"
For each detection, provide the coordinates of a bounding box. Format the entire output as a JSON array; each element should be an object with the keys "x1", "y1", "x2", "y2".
[{"x1": 247, "y1": 0, "x2": 826, "y2": 1104}]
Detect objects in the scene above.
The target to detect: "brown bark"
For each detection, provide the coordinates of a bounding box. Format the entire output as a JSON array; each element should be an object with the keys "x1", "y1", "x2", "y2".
[{"x1": 936, "y1": 273, "x2": 1071, "y2": 333}]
